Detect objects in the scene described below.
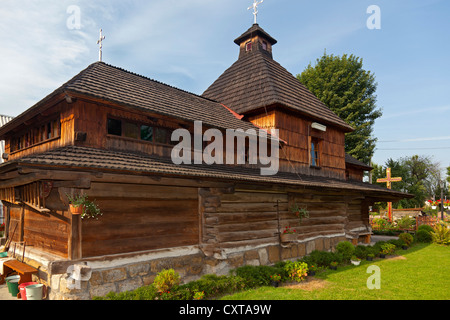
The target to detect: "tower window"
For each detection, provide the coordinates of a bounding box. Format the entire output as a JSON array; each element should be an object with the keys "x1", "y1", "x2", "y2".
[
  {"x1": 261, "y1": 41, "x2": 267, "y2": 50},
  {"x1": 246, "y1": 41, "x2": 252, "y2": 52}
]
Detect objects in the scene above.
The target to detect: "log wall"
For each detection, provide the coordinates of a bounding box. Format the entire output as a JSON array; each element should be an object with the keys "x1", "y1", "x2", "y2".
[
  {"x1": 81, "y1": 182, "x2": 199, "y2": 257},
  {"x1": 200, "y1": 186, "x2": 369, "y2": 253}
]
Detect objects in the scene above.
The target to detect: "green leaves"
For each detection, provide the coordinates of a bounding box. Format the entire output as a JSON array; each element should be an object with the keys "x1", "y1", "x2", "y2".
[{"x1": 297, "y1": 52, "x2": 382, "y2": 164}]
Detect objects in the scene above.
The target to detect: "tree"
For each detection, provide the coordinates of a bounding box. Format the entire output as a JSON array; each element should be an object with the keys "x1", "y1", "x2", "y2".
[
  {"x1": 297, "y1": 52, "x2": 382, "y2": 164},
  {"x1": 372, "y1": 155, "x2": 443, "y2": 208}
]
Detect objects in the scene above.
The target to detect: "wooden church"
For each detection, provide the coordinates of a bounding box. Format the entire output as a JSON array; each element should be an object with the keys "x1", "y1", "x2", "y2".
[{"x1": 0, "y1": 22, "x2": 410, "y2": 299}]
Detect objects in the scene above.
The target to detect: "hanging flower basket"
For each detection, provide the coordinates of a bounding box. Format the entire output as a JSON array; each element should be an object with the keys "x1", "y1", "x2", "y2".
[{"x1": 69, "y1": 204, "x2": 84, "y2": 215}]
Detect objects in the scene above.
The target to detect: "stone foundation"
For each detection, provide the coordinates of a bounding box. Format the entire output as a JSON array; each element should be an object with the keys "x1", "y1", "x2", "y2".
[{"x1": 15, "y1": 234, "x2": 346, "y2": 300}]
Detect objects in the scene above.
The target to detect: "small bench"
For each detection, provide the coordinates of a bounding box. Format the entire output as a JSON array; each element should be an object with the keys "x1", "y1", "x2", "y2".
[{"x1": 2, "y1": 259, "x2": 38, "y2": 284}]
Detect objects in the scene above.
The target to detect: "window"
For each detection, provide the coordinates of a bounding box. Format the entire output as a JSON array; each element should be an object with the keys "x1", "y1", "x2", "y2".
[
  {"x1": 107, "y1": 118, "x2": 122, "y2": 136},
  {"x1": 123, "y1": 122, "x2": 140, "y2": 139},
  {"x1": 261, "y1": 41, "x2": 267, "y2": 50},
  {"x1": 310, "y1": 138, "x2": 320, "y2": 167},
  {"x1": 10, "y1": 118, "x2": 60, "y2": 153},
  {"x1": 107, "y1": 117, "x2": 176, "y2": 146},
  {"x1": 246, "y1": 41, "x2": 252, "y2": 52},
  {"x1": 141, "y1": 125, "x2": 153, "y2": 142}
]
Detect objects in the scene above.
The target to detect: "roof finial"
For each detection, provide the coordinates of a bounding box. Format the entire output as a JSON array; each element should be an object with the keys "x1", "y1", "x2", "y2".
[
  {"x1": 97, "y1": 29, "x2": 106, "y2": 62},
  {"x1": 248, "y1": 0, "x2": 264, "y2": 25}
]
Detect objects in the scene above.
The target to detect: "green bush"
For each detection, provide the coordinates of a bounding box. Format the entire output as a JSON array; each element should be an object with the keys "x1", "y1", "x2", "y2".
[
  {"x1": 284, "y1": 261, "x2": 308, "y2": 282},
  {"x1": 387, "y1": 238, "x2": 406, "y2": 248},
  {"x1": 431, "y1": 223, "x2": 450, "y2": 245},
  {"x1": 380, "y1": 243, "x2": 396, "y2": 255},
  {"x1": 399, "y1": 233, "x2": 413, "y2": 246},
  {"x1": 231, "y1": 265, "x2": 286, "y2": 287},
  {"x1": 153, "y1": 269, "x2": 180, "y2": 293},
  {"x1": 417, "y1": 225, "x2": 434, "y2": 233},
  {"x1": 397, "y1": 216, "x2": 414, "y2": 229},
  {"x1": 299, "y1": 250, "x2": 343, "y2": 268},
  {"x1": 336, "y1": 241, "x2": 355, "y2": 261},
  {"x1": 354, "y1": 245, "x2": 369, "y2": 259},
  {"x1": 416, "y1": 230, "x2": 432, "y2": 243}
]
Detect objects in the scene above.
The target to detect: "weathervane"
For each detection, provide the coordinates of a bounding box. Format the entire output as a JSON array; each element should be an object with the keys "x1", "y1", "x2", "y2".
[
  {"x1": 97, "y1": 29, "x2": 106, "y2": 62},
  {"x1": 248, "y1": 0, "x2": 264, "y2": 24}
]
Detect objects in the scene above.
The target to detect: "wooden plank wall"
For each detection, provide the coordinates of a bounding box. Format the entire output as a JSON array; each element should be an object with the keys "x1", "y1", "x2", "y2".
[
  {"x1": 82, "y1": 182, "x2": 199, "y2": 257},
  {"x1": 6, "y1": 204, "x2": 69, "y2": 257},
  {"x1": 274, "y1": 110, "x2": 346, "y2": 180}
]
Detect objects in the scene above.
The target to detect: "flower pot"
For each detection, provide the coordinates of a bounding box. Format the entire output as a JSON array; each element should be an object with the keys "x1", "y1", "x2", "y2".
[
  {"x1": 280, "y1": 233, "x2": 297, "y2": 243},
  {"x1": 330, "y1": 266, "x2": 337, "y2": 270},
  {"x1": 351, "y1": 260, "x2": 361, "y2": 266},
  {"x1": 402, "y1": 246, "x2": 408, "y2": 250},
  {"x1": 380, "y1": 254, "x2": 386, "y2": 259},
  {"x1": 70, "y1": 204, "x2": 84, "y2": 215},
  {"x1": 432, "y1": 206, "x2": 437, "y2": 210},
  {"x1": 367, "y1": 257, "x2": 373, "y2": 261},
  {"x1": 308, "y1": 271, "x2": 316, "y2": 276},
  {"x1": 271, "y1": 281, "x2": 280, "y2": 288}
]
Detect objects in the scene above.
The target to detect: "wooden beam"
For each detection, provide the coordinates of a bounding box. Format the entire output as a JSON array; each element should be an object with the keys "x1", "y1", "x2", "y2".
[{"x1": 68, "y1": 210, "x2": 82, "y2": 260}]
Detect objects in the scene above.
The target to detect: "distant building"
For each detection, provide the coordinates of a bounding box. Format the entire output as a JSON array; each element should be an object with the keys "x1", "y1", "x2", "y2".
[{"x1": 0, "y1": 115, "x2": 13, "y2": 224}]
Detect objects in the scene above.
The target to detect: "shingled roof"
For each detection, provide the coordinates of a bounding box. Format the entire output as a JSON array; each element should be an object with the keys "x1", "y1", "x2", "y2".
[
  {"x1": 0, "y1": 62, "x2": 260, "y2": 138},
  {"x1": 3, "y1": 145, "x2": 410, "y2": 201},
  {"x1": 202, "y1": 24, "x2": 354, "y2": 132}
]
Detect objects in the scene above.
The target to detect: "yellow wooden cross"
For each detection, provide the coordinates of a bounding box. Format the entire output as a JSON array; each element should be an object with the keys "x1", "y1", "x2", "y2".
[{"x1": 377, "y1": 168, "x2": 402, "y2": 222}]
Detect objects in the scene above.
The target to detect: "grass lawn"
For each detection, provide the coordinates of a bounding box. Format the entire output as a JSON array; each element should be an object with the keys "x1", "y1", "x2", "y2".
[{"x1": 220, "y1": 243, "x2": 450, "y2": 300}]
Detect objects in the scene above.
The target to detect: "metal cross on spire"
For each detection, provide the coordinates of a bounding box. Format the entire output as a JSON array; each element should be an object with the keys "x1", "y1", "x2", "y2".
[
  {"x1": 97, "y1": 29, "x2": 106, "y2": 62},
  {"x1": 248, "y1": 0, "x2": 264, "y2": 24}
]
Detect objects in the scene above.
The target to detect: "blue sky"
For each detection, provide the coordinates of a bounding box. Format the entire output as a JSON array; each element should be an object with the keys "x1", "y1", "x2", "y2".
[{"x1": 1, "y1": 0, "x2": 449, "y2": 173}]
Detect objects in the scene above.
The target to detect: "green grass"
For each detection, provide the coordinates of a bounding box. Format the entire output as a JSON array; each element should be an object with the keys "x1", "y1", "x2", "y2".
[{"x1": 220, "y1": 243, "x2": 450, "y2": 300}]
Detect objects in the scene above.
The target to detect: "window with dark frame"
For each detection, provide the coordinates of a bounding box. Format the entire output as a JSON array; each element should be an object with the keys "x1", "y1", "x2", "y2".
[
  {"x1": 246, "y1": 41, "x2": 252, "y2": 52},
  {"x1": 107, "y1": 117, "x2": 176, "y2": 146}
]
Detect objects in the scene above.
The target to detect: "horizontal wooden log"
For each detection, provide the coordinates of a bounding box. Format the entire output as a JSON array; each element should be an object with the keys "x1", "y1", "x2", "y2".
[
  {"x1": 86, "y1": 183, "x2": 198, "y2": 200},
  {"x1": 216, "y1": 230, "x2": 277, "y2": 242},
  {"x1": 213, "y1": 221, "x2": 278, "y2": 233},
  {"x1": 216, "y1": 202, "x2": 288, "y2": 213},
  {"x1": 220, "y1": 192, "x2": 288, "y2": 203},
  {"x1": 205, "y1": 211, "x2": 278, "y2": 225}
]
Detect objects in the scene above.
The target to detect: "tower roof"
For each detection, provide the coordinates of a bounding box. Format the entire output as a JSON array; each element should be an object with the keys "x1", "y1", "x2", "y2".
[
  {"x1": 203, "y1": 25, "x2": 354, "y2": 132},
  {"x1": 234, "y1": 23, "x2": 277, "y2": 46}
]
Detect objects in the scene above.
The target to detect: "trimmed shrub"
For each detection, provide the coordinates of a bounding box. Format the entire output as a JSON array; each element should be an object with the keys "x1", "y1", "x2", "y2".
[
  {"x1": 399, "y1": 233, "x2": 413, "y2": 246},
  {"x1": 417, "y1": 225, "x2": 434, "y2": 233},
  {"x1": 416, "y1": 229, "x2": 432, "y2": 243},
  {"x1": 231, "y1": 265, "x2": 286, "y2": 287},
  {"x1": 354, "y1": 245, "x2": 369, "y2": 259},
  {"x1": 387, "y1": 238, "x2": 406, "y2": 248},
  {"x1": 336, "y1": 241, "x2": 355, "y2": 261}
]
